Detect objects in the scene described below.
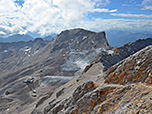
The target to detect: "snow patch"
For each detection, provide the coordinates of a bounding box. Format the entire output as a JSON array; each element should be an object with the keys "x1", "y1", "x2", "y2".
[
  {"x1": 21, "y1": 46, "x2": 31, "y2": 52},
  {"x1": 6, "y1": 108, "x2": 9, "y2": 111},
  {"x1": 107, "y1": 50, "x2": 114, "y2": 55},
  {"x1": 82, "y1": 36, "x2": 88, "y2": 40},
  {"x1": 61, "y1": 48, "x2": 103, "y2": 76},
  {"x1": 24, "y1": 48, "x2": 31, "y2": 52},
  {"x1": 33, "y1": 50, "x2": 39, "y2": 55},
  {"x1": 39, "y1": 76, "x2": 73, "y2": 87},
  {"x1": 4, "y1": 50, "x2": 9, "y2": 53},
  {"x1": 75, "y1": 60, "x2": 89, "y2": 70}
]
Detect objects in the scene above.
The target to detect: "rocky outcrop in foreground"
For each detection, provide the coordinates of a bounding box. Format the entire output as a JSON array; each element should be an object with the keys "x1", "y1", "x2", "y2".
[{"x1": 32, "y1": 45, "x2": 152, "y2": 114}]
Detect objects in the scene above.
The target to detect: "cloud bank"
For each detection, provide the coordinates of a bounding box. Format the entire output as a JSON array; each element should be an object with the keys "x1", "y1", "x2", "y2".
[
  {"x1": 0, "y1": 0, "x2": 152, "y2": 36},
  {"x1": 111, "y1": 13, "x2": 152, "y2": 18}
]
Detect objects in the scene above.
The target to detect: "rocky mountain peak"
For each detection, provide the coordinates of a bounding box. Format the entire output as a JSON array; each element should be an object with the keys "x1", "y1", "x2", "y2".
[
  {"x1": 52, "y1": 28, "x2": 110, "y2": 52},
  {"x1": 34, "y1": 38, "x2": 44, "y2": 42},
  {"x1": 56, "y1": 28, "x2": 106, "y2": 42},
  {"x1": 57, "y1": 28, "x2": 94, "y2": 40}
]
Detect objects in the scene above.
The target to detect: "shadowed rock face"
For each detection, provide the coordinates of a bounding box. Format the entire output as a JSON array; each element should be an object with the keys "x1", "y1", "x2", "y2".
[
  {"x1": 91, "y1": 38, "x2": 152, "y2": 72},
  {"x1": 34, "y1": 45, "x2": 152, "y2": 114}
]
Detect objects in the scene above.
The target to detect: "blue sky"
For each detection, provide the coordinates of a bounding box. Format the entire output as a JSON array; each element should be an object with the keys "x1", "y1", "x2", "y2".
[
  {"x1": 89, "y1": 0, "x2": 152, "y2": 19},
  {"x1": 0, "y1": 0, "x2": 152, "y2": 36}
]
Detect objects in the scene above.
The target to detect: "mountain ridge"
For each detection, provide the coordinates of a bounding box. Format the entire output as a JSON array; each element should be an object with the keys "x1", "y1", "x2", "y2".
[
  {"x1": 0, "y1": 34, "x2": 57, "y2": 43},
  {"x1": 32, "y1": 45, "x2": 152, "y2": 114},
  {"x1": 106, "y1": 30, "x2": 152, "y2": 47},
  {"x1": 0, "y1": 28, "x2": 152, "y2": 114}
]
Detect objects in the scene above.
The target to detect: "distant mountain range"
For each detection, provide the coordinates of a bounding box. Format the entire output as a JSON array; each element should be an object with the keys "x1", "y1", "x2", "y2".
[
  {"x1": 1, "y1": 30, "x2": 152, "y2": 47},
  {"x1": 106, "y1": 30, "x2": 152, "y2": 47},
  {"x1": 0, "y1": 34, "x2": 57, "y2": 43},
  {"x1": 0, "y1": 34, "x2": 33, "y2": 42}
]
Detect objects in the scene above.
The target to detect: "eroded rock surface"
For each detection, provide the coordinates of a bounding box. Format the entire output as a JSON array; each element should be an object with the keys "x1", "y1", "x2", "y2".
[{"x1": 33, "y1": 45, "x2": 152, "y2": 114}]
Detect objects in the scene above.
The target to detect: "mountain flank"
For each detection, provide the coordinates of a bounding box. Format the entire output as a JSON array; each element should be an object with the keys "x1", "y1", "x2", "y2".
[
  {"x1": 0, "y1": 28, "x2": 111, "y2": 113},
  {"x1": 0, "y1": 28, "x2": 152, "y2": 114},
  {"x1": 31, "y1": 45, "x2": 152, "y2": 114}
]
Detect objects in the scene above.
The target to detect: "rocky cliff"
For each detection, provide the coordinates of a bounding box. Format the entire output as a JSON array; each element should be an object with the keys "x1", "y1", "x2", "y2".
[
  {"x1": 97, "y1": 38, "x2": 152, "y2": 70},
  {"x1": 32, "y1": 45, "x2": 152, "y2": 114}
]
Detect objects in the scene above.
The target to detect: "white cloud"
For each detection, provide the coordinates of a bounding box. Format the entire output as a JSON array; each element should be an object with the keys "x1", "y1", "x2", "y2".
[
  {"x1": 95, "y1": 0, "x2": 110, "y2": 7},
  {"x1": 92, "y1": 8, "x2": 117, "y2": 13},
  {"x1": 52, "y1": 0, "x2": 94, "y2": 26},
  {"x1": 142, "y1": 6, "x2": 152, "y2": 10},
  {"x1": 0, "y1": 24, "x2": 26, "y2": 36},
  {"x1": 142, "y1": 0, "x2": 152, "y2": 5},
  {"x1": 85, "y1": 19, "x2": 152, "y2": 31},
  {"x1": 0, "y1": 0, "x2": 113, "y2": 36},
  {"x1": 122, "y1": 4, "x2": 131, "y2": 7},
  {"x1": 0, "y1": 0, "x2": 20, "y2": 12},
  {"x1": 141, "y1": 0, "x2": 152, "y2": 10},
  {"x1": 0, "y1": 0, "x2": 152, "y2": 37},
  {"x1": 0, "y1": 31, "x2": 6, "y2": 36},
  {"x1": 21, "y1": 0, "x2": 62, "y2": 35},
  {"x1": 110, "y1": 13, "x2": 152, "y2": 18}
]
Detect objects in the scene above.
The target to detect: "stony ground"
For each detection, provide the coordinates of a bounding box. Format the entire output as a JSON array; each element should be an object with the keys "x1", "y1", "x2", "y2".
[{"x1": 31, "y1": 45, "x2": 152, "y2": 114}]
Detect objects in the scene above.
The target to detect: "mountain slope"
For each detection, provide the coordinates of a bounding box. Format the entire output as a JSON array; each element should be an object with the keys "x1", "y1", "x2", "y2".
[
  {"x1": 33, "y1": 45, "x2": 152, "y2": 114},
  {"x1": 0, "y1": 28, "x2": 111, "y2": 114},
  {"x1": 0, "y1": 29, "x2": 152, "y2": 114},
  {"x1": 0, "y1": 38, "x2": 49, "y2": 79},
  {"x1": 90, "y1": 38, "x2": 152, "y2": 72},
  {"x1": 29, "y1": 38, "x2": 152, "y2": 114}
]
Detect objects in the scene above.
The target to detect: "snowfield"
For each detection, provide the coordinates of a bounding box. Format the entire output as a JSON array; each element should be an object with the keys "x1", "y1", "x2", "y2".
[
  {"x1": 61, "y1": 48, "x2": 114, "y2": 76},
  {"x1": 39, "y1": 76, "x2": 73, "y2": 87},
  {"x1": 61, "y1": 48, "x2": 105, "y2": 76}
]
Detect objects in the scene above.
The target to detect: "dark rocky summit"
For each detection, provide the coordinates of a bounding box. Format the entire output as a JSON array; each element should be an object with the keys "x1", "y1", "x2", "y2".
[{"x1": 53, "y1": 29, "x2": 109, "y2": 51}]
